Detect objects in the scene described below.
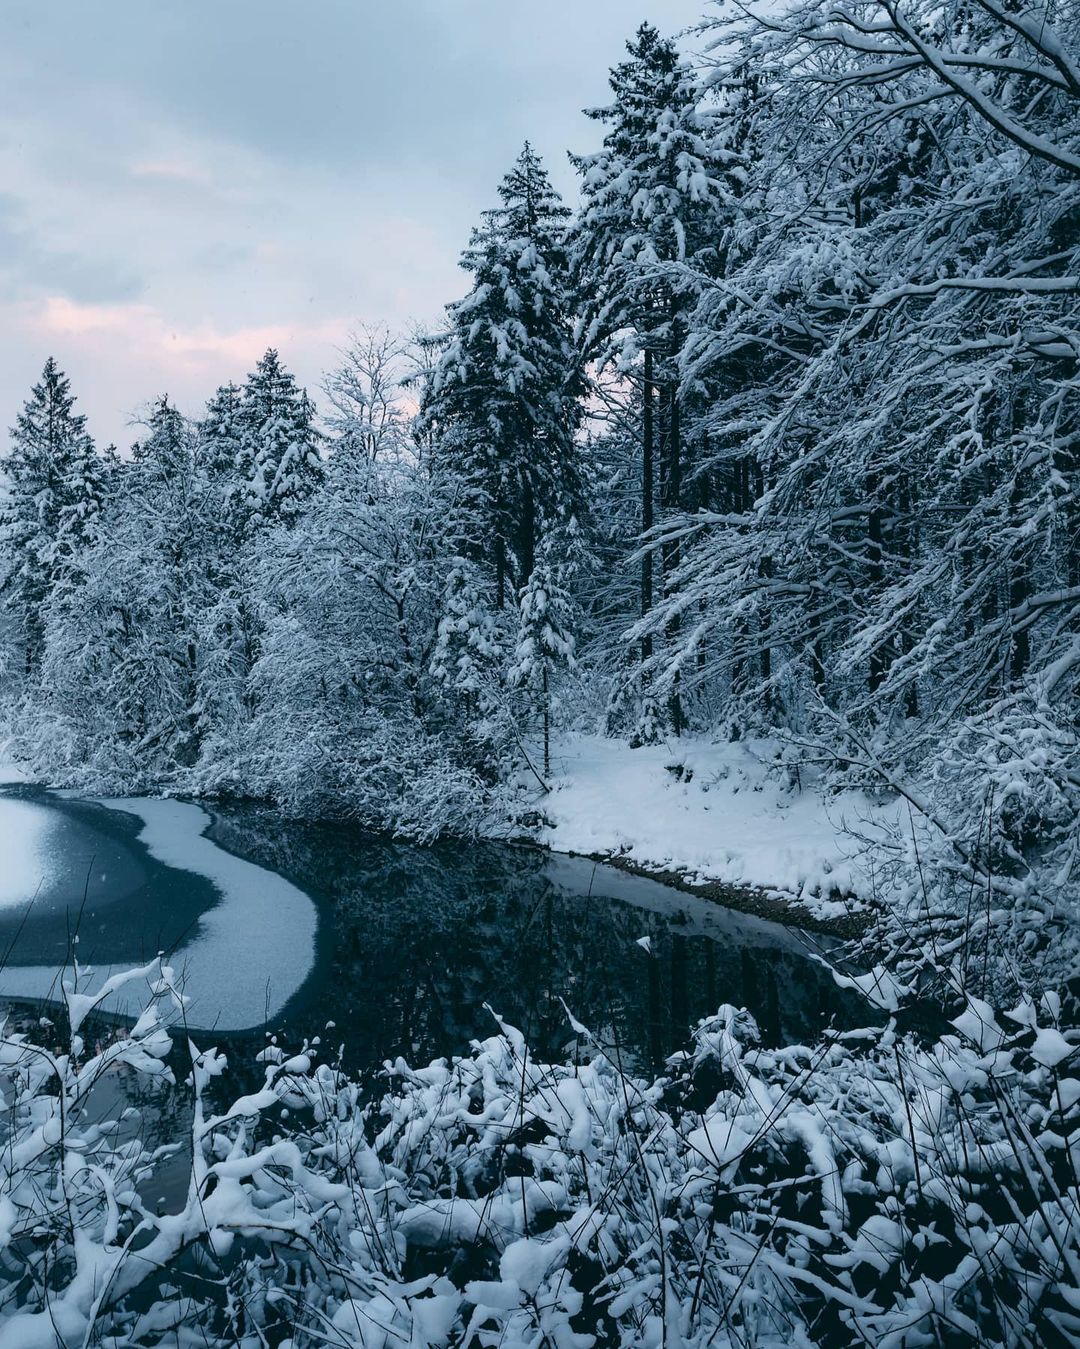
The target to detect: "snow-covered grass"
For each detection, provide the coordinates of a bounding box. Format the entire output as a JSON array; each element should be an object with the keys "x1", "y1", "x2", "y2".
[
  {"x1": 2, "y1": 954, "x2": 1076, "y2": 1348},
  {"x1": 539, "y1": 735, "x2": 899, "y2": 920}
]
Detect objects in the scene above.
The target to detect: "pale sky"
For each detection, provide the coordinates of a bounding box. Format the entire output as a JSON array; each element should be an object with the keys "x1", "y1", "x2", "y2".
[{"x1": 1, "y1": 1, "x2": 706, "y2": 450}]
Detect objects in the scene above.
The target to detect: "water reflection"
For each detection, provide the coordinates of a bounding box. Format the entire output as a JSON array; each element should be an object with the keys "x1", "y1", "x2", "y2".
[
  {"x1": 0, "y1": 792, "x2": 865, "y2": 1078},
  {"x1": 209, "y1": 809, "x2": 863, "y2": 1075}
]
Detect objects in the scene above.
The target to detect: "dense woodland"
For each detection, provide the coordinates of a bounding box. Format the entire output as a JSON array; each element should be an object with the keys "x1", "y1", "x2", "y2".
[{"x1": 3, "y1": 5, "x2": 1078, "y2": 897}]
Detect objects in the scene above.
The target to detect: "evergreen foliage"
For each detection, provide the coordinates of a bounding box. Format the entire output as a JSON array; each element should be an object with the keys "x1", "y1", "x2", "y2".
[
  {"x1": 424, "y1": 144, "x2": 586, "y2": 606},
  {"x1": 0, "y1": 359, "x2": 101, "y2": 673},
  {"x1": 236, "y1": 349, "x2": 322, "y2": 526},
  {"x1": 0, "y1": 1, "x2": 1076, "y2": 907}
]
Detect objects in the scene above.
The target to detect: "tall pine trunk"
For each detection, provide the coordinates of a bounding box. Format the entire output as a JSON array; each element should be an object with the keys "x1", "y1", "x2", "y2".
[
  {"x1": 662, "y1": 358, "x2": 684, "y2": 735},
  {"x1": 542, "y1": 665, "x2": 550, "y2": 779},
  {"x1": 755, "y1": 462, "x2": 772, "y2": 713},
  {"x1": 641, "y1": 350, "x2": 654, "y2": 664},
  {"x1": 496, "y1": 537, "x2": 506, "y2": 611}
]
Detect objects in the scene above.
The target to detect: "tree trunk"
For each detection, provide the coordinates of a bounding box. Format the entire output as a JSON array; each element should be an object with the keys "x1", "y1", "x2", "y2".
[
  {"x1": 867, "y1": 483, "x2": 885, "y2": 695},
  {"x1": 542, "y1": 665, "x2": 550, "y2": 779},
  {"x1": 755, "y1": 462, "x2": 772, "y2": 712},
  {"x1": 663, "y1": 374, "x2": 684, "y2": 735},
  {"x1": 641, "y1": 350, "x2": 654, "y2": 664},
  {"x1": 520, "y1": 480, "x2": 536, "y2": 595},
  {"x1": 496, "y1": 537, "x2": 506, "y2": 611}
]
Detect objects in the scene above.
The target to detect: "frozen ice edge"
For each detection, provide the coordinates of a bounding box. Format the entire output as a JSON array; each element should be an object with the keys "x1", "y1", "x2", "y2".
[{"x1": 0, "y1": 796, "x2": 318, "y2": 1032}]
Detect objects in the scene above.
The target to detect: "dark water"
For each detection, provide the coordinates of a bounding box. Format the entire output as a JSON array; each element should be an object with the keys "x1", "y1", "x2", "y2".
[{"x1": 0, "y1": 791, "x2": 866, "y2": 1080}]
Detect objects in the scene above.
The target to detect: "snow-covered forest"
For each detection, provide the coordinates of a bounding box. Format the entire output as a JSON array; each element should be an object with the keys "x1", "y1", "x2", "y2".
[{"x1": 2, "y1": 0, "x2": 1079, "y2": 1343}]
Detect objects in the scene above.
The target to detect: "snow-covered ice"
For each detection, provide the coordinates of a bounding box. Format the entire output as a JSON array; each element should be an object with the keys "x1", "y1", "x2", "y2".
[
  {"x1": 0, "y1": 796, "x2": 317, "y2": 1030},
  {"x1": 0, "y1": 796, "x2": 60, "y2": 909}
]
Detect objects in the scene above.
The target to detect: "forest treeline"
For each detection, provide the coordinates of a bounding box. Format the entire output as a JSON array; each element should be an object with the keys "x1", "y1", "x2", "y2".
[{"x1": 2, "y1": 2, "x2": 1078, "y2": 897}]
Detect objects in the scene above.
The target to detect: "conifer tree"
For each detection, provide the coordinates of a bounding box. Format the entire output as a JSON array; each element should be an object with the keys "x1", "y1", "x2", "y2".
[
  {"x1": 197, "y1": 381, "x2": 253, "y2": 559},
  {"x1": 572, "y1": 24, "x2": 732, "y2": 736},
  {"x1": 51, "y1": 432, "x2": 107, "y2": 580},
  {"x1": 199, "y1": 383, "x2": 244, "y2": 488},
  {"x1": 125, "y1": 397, "x2": 207, "y2": 763},
  {"x1": 510, "y1": 546, "x2": 577, "y2": 779},
  {"x1": 237, "y1": 350, "x2": 322, "y2": 526},
  {"x1": 425, "y1": 145, "x2": 586, "y2": 606},
  {"x1": 1, "y1": 358, "x2": 100, "y2": 672},
  {"x1": 431, "y1": 557, "x2": 505, "y2": 727}
]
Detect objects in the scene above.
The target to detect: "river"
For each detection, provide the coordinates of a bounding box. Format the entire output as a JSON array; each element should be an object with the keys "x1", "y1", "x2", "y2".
[{"x1": 0, "y1": 786, "x2": 864, "y2": 1076}]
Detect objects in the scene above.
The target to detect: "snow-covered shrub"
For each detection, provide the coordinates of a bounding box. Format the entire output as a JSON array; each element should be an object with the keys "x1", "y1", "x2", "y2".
[
  {"x1": 4, "y1": 958, "x2": 1077, "y2": 1347},
  {"x1": 811, "y1": 689, "x2": 1080, "y2": 1001},
  {"x1": 928, "y1": 694, "x2": 1079, "y2": 883}
]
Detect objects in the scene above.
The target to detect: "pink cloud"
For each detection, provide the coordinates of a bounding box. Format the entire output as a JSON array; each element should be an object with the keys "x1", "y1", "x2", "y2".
[
  {"x1": 33, "y1": 296, "x2": 346, "y2": 374},
  {"x1": 5, "y1": 296, "x2": 351, "y2": 448}
]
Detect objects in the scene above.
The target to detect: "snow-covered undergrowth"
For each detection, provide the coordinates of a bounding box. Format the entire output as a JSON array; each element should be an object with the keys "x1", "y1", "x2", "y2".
[
  {"x1": 3, "y1": 954, "x2": 1077, "y2": 1348},
  {"x1": 813, "y1": 696, "x2": 1080, "y2": 997},
  {"x1": 534, "y1": 721, "x2": 1079, "y2": 990}
]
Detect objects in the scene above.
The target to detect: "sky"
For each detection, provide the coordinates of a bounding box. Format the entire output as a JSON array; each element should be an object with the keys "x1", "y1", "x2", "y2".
[{"x1": 1, "y1": 0, "x2": 707, "y2": 451}]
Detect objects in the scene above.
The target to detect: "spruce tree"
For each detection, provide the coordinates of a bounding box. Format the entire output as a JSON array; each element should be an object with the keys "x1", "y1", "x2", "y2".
[
  {"x1": 425, "y1": 146, "x2": 586, "y2": 606},
  {"x1": 198, "y1": 381, "x2": 250, "y2": 546},
  {"x1": 237, "y1": 350, "x2": 322, "y2": 526},
  {"x1": 431, "y1": 556, "x2": 507, "y2": 753},
  {"x1": 1, "y1": 358, "x2": 100, "y2": 672},
  {"x1": 510, "y1": 546, "x2": 577, "y2": 779},
  {"x1": 199, "y1": 383, "x2": 244, "y2": 482},
  {"x1": 572, "y1": 24, "x2": 732, "y2": 736},
  {"x1": 123, "y1": 397, "x2": 207, "y2": 764},
  {"x1": 51, "y1": 432, "x2": 106, "y2": 580}
]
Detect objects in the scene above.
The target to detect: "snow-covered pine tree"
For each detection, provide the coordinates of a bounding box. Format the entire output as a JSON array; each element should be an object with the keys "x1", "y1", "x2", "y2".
[
  {"x1": 424, "y1": 145, "x2": 586, "y2": 607},
  {"x1": 50, "y1": 428, "x2": 107, "y2": 581},
  {"x1": 571, "y1": 24, "x2": 733, "y2": 735},
  {"x1": 237, "y1": 349, "x2": 322, "y2": 526},
  {"x1": 431, "y1": 556, "x2": 506, "y2": 740},
  {"x1": 510, "y1": 543, "x2": 577, "y2": 779},
  {"x1": 25, "y1": 401, "x2": 198, "y2": 781},
  {"x1": 198, "y1": 380, "x2": 246, "y2": 526},
  {"x1": 0, "y1": 358, "x2": 101, "y2": 675},
  {"x1": 120, "y1": 397, "x2": 209, "y2": 766},
  {"x1": 199, "y1": 381, "x2": 243, "y2": 478}
]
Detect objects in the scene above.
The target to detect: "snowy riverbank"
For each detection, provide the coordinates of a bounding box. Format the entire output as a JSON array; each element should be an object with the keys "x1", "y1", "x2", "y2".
[{"x1": 538, "y1": 735, "x2": 901, "y2": 925}]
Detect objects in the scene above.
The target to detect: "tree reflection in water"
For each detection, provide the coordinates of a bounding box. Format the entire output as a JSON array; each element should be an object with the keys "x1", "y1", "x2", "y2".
[{"x1": 207, "y1": 807, "x2": 867, "y2": 1077}]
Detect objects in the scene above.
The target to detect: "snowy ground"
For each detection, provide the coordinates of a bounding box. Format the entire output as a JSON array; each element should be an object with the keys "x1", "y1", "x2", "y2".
[
  {"x1": 539, "y1": 735, "x2": 900, "y2": 920},
  {"x1": 0, "y1": 757, "x2": 32, "y2": 785}
]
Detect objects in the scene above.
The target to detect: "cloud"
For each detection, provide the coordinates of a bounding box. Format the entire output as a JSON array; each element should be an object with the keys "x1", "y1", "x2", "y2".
[
  {"x1": 6, "y1": 295, "x2": 349, "y2": 442},
  {"x1": 0, "y1": 0, "x2": 706, "y2": 448},
  {"x1": 33, "y1": 295, "x2": 344, "y2": 371},
  {"x1": 0, "y1": 193, "x2": 143, "y2": 305},
  {"x1": 130, "y1": 158, "x2": 213, "y2": 185}
]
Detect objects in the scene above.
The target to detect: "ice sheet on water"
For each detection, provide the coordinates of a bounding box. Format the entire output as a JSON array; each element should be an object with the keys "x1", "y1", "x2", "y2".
[
  {"x1": 0, "y1": 796, "x2": 317, "y2": 1030},
  {"x1": 0, "y1": 797, "x2": 61, "y2": 909}
]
